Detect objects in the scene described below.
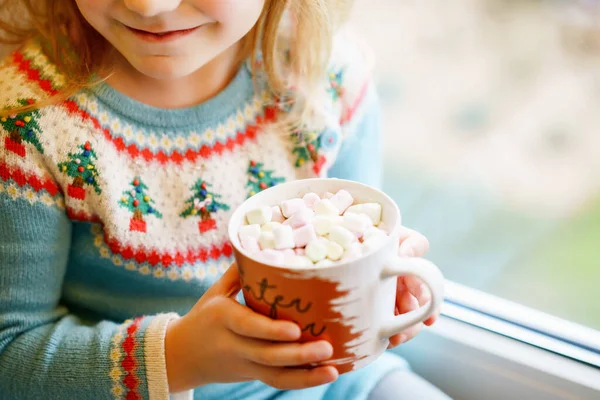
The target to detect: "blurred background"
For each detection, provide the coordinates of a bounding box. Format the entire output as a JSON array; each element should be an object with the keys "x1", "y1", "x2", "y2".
[{"x1": 350, "y1": 0, "x2": 600, "y2": 330}]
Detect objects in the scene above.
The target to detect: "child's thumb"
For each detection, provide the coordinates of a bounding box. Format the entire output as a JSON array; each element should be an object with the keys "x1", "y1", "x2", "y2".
[{"x1": 206, "y1": 263, "x2": 242, "y2": 298}]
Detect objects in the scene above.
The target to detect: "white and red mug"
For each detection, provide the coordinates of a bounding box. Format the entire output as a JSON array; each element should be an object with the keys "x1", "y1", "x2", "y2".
[{"x1": 228, "y1": 178, "x2": 445, "y2": 374}]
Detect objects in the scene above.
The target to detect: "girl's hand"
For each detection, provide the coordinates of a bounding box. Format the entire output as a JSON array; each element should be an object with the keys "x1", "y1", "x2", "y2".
[
  {"x1": 165, "y1": 264, "x2": 338, "y2": 393},
  {"x1": 388, "y1": 226, "x2": 441, "y2": 349}
]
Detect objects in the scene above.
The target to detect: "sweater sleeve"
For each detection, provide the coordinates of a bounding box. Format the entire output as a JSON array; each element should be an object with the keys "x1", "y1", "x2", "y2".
[{"x1": 0, "y1": 141, "x2": 180, "y2": 399}]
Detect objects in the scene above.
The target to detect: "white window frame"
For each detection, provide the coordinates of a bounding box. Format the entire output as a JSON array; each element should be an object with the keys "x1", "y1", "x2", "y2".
[{"x1": 394, "y1": 281, "x2": 600, "y2": 400}]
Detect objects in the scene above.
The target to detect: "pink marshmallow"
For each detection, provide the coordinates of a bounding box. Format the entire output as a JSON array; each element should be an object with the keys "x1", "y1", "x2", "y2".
[
  {"x1": 303, "y1": 192, "x2": 321, "y2": 208},
  {"x1": 271, "y1": 205, "x2": 285, "y2": 223},
  {"x1": 241, "y1": 236, "x2": 260, "y2": 254},
  {"x1": 293, "y1": 224, "x2": 318, "y2": 248},
  {"x1": 259, "y1": 249, "x2": 285, "y2": 265},
  {"x1": 283, "y1": 208, "x2": 314, "y2": 228},
  {"x1": 294, "y1": 247, "x2": 306, "y2": 256},
  {"x1": 281, "y1": 198, "x2": 306, "y2": 218}
]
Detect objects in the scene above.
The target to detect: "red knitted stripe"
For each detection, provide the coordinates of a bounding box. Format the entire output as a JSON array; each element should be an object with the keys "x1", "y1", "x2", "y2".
[
  {"x1": 0, "y1": 161, "x2": 60, "y2": 197},
  {"x1": 103, "y1": 231, "x2": 233, "y2": 268},
  {"x1": 61, "y1": 100, "x2": 277, "y2": 166},
  {"x1": 66, "y1": 207, "x2": 101, "y2": 223},
  {"x1": 11, "y1": 51, "x2": 59, "y2": 96},
  {"x1": 121, "y1": 318, "x2": 142, "y2": 400},
  {"x1": 340, "y1": 81, "x2": 369, "y2": 125}
]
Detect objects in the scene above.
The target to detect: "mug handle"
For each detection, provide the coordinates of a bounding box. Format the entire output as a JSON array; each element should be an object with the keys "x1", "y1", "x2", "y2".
[{"x1": 378, "y1": 256, "x2": 445, "y2": 340}]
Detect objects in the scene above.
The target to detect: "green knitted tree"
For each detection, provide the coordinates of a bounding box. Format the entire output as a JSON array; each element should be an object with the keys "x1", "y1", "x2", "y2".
[
  {"x1": 57, "y1": 141, "x2": 101, "y2": 200},
  {"x1": 327, "y1": 69, "x2": 345, "y2": 100},
  {"x1": 181, "y1": 179, "x2": 230, "y2": 233},
  {"x1": 1, "y1": 98, "x2": 43, "y2": 157},
  {"x1": 291, "y1": 130, "x2": 326, "y2": 174},
  {"x1": 119, "y1": 177, "x2": 162, "y2": 233},
  {"x1": 246, "y1": 161, "x2": 285, "y2": 198}
]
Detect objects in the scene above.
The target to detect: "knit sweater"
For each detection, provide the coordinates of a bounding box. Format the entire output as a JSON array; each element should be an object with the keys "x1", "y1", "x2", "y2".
[{"x1": 0, "y1": 32, "x2": 403, "y2": 400}]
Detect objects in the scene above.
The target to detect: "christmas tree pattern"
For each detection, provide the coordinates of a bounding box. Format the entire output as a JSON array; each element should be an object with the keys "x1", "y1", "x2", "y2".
[
  {"x1": 291, "y1": 130, "x2": 327, "y2": 175},
  {"x1": 119, "y1": 177, "x2": 162, "y2": 233},
  {"x1": 246, "y1": 161, "x2": 285, "y2": 198},
  {"x1": 57, "y1": 141, "x2": 101, "y2": 200},
  {"x1": 180, "y1": 180, "x2": 230, "y2": 233},
  {"x1": 1, "y1": 98, "x2": 43, "y2": 157},
  {"x1": 327, "y1": 69, "x2": 345, "y2": 101}
]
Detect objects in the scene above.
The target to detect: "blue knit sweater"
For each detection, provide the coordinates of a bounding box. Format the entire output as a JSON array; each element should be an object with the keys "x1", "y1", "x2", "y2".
[{"x1": 0, "y1": 34, "x2": 407, "y2": 400}]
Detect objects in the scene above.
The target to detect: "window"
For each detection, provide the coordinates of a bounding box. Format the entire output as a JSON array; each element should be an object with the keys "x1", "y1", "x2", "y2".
[{"x1": 350, "y1": 0, "x2": 600, "y2": 341}]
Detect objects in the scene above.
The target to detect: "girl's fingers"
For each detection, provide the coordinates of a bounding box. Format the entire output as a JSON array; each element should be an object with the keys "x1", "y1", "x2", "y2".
[
  {"x1": 239, "y1": 338, "x2": 334, "y2": 367},
  {"x1": 398, "y1": 227, "x2": 430, "y2": 257},
  {"x1": 222, "y1": 299, "x2": 301, "y2": 342},
  {"x1": 247, "y1": 363, "x2": 339, "y2": 390}
]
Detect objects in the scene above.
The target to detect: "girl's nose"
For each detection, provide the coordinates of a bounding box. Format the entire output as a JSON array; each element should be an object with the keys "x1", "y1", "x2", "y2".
[{"x1": 123, "y1": 0, "x2": 182, "y2": 17}]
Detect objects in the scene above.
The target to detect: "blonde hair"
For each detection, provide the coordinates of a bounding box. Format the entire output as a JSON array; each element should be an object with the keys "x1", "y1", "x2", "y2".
[{"x1": 0, "y1": 0, "x2": 353, "y2": 126}]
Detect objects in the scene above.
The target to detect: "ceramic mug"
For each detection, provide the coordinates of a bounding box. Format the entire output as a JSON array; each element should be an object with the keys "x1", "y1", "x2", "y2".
[{"x1": 227, "y1": 178, "x2": 445, "y2": 374}]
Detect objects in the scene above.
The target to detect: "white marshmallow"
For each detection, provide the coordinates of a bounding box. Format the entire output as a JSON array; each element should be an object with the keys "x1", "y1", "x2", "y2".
[
  {"x1": 293, "y1": 224, "x2": 317, "y2": 248},
  {"x1": 241, "y1": 236, "x2": 261, "y2": 254},
  {"x1": 282, "y1": 249, "x2": 297, "y2": 265},
  {"x1": 312, "y1": 215, "x2": 343, "y2": 236},
  {"x1": 331, "y1": 190, "x2": 354, "y2": 213},
  {"x1": 363, "y1": 226, "x2": 388, "y2": 241},
  {"x1": 316, "y1": 259, "x2": 334, "y2": 268},
  {"x1": 246, "y1": 206, "x2": 272, "y2": 225},
  {"x1": 289, "y1": 255, "x2": 314, "y2": 267},
  {"x1": 283, "y1": 208, "x2": 314, "y2": 228},
  {"x1": 259, "y1": 249, "x2": 285, "y2": 265},
  {"x1": 314, "y1": 199, "x2": 340, "y2": 216},
  {"x1": 305, "y1": 239, "x2": 328, "y2": 262},
  {"x1": 271, "y1": 205, "x2": 285, "y2": 223},
  {"x1": 342, "y1": 213, "x2": 373, "y2": 236},
  {"x1": 329, "y1": 226, "x2": 357, "y2": 249},
  {"x1": 261, "y1": 222, "x2": 282, "y2": 232},
  {"x1": 345, "y1": 203, "x2": 382, "y2": 225},
  {"x1": 294, "y1": 247, "x2": 306, "y2": 256},
  {"x1": 343, "y1": 243, "x2": 364, "y2": 260},
  {"x1": 273, "y1": 225, "x2": 295, "y2": 250},
  {"x1": 281, "y1": 198, "x2": 306, "y2": 218},
  {"x1": 238, "y1": 224, "x2": 261, "y2": 241},
  {"x1": 363, "y1": 235, "x2": 388, "y2": 253},
  {"x1": 258, "y1": 231, "x2": 276, "y2": 250},
  {"x1": 377, "y1": 222, "x2": 388, "y2": 232},
  {"x1": 302, "y1": 192, "x2": 321, "y2": 208},
  {"x1": 326, "y1": 240, "x2": 344, "y2": 261},
  {"x1": 323, "y1": 192, "x2": 335, "y2": 199}
]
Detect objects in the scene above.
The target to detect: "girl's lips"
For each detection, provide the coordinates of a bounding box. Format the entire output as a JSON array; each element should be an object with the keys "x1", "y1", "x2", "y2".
[{"x1": 125, "y1": 26, "x2": 200, "y2": 43}]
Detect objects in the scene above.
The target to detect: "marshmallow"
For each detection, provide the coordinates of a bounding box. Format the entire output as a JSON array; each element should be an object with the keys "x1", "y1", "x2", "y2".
[
  {"x1": 282, "y1": 249, "x2": 297, "y2": 264},
  {"x1": 326, "y1": 240, "x2": 344, "y2": 261},
  {"x1": 241, "y1": 236, "x2": 261, "y2": 254},
  {"x1": 316, "y1": 259, "x2": 334, "y2": 268},
  {"x1": 273, "y1": 225, "x2": 295, "y2": 250},
  {"x1": 377, "y1": 222, "x2": 388, "y2": 232},
  {"x1": 342, "y1": 213, "x2": 373, "y2": 236},
  {"x1": 329, "y1": 226, "x2": 357, "y2": 249},
  {"x1": 271, "y1": 205, "x2": 285, "y2": 223},
  {"x1": 331, "y1": 190, "x2": 354, "y2": 213},
  {"x1": 293, "y1": 224, "x2": 317, "y2": 248},
  {"x1": 305, "y1": 239, "x2": 328, "y2": 262},
  {"x1": 345, "y1": 203, "x2": 382, "y2": 225},
  {"x1": 259, "y1": 249, "x2": 284, "y2": 265},
  {"x1": 343, "y1": 243, "x2": 363, "y2": 260},
  {"x1": 261, "y1": 221, "x2": 282, "y2": 232},
  {"x1": 289, "y1": 255, "x2": 314, "y2": 267},
  {"x1": 314, "y1": 199, "x2": 340, "y2": 216},
  {"x1": 303, "y1": 192, "x2": 321, "y2": 209},
  {"x1": 283, "y1": 208, "x2": 314, "y2": 228},
  {"x1": 238, "y1": 224, "x2": 261, "y2": 241},
  {"x1": 363, "y1": 226, "x2": 388, "y2": 241},
  {"x1": 323, "y1": 192, "x2": 335, "y2": 199},
  {"x1": 294, "y1": 247, "x2": 306, "y2": 256},
  {"x1": 281, "y1": 198, "x2": 306, "y2": 218},
  {"x1": 246, "y1": 206, "x2": 272, "y2": 225},
  {"x1": 312, "y1": 215, "x2": 343, "y2": 236},
  {"x1": 258, "y1": 231, "x2": 276, "y2": 250}
]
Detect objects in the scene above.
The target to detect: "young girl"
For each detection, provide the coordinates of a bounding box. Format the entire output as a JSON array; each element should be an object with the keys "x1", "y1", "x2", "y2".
[{"x1": 0, "y1": 1, "x2": 450, "y2": 399}]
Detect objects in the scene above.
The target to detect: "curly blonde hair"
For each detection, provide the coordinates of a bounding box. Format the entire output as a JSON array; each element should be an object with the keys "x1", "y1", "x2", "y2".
[{"x1": 0, "y1": 0, "x2": 353, "y2": 124}]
